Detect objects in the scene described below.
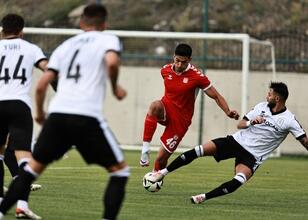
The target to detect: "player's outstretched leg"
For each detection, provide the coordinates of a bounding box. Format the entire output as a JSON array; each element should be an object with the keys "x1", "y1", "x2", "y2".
[
  {"x1": 148, "y1": 146, "x2": 203, "y2": 182},
  {"x1": 191, "y1": 173, "x2": 246, "y2": 204}
]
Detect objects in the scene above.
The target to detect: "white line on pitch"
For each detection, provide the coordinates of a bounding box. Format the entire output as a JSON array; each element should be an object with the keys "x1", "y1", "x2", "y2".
[{"x1": 48, "y1": 166, "x2": 138, "y2": 170}]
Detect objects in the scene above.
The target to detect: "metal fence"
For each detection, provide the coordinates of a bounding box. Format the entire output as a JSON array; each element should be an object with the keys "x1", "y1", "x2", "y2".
[
  {"x1": 257, "y1": 30, "x2": 308, "y2": 72},
  {"x1": 22, "y1": 29, "x2": 307, "y2": 73}
]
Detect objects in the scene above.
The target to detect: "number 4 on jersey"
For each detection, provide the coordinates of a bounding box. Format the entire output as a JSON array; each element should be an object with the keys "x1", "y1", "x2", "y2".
[
  {"x1": 67, "y1": 49, "x2": 81, "y2": 83},
  {"x1": 0, "y1": 55, "x2": 27, "y2": 84}
]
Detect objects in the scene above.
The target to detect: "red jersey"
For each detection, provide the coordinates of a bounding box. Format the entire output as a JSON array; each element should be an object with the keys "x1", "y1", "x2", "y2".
[{"x1": 161, "y1": 63, "x2": 211, "y2": 124}]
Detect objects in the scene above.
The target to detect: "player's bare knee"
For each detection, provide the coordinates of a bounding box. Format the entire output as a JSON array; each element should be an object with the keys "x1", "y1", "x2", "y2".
[{"x1": 148, "y1": 101, "x2": 163, "y2": 116}]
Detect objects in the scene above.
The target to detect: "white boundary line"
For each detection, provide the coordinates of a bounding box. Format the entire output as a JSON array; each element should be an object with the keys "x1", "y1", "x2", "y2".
[{"x1": 121, "y1": 145, "x2": 191, "y2": 153}]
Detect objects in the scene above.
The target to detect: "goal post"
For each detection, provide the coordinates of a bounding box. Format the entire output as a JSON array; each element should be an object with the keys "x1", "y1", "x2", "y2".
[
  {"x1": 2, "y1": 27, "x2": 278, "y2": 156},
  {"x1": 21, "y1": 27, "x2": 276, "y2": 116}
]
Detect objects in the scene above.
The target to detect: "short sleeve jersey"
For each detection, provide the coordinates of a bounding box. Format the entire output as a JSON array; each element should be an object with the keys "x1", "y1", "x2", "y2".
[
  {"x1": 0, "y1": 38, "x2": 46, "y2": 108},
  {"x1": 161, "y1": 63, "x2": 211, "y2": 123},
  {"x1": 232, "y1": 102, "x2": 306, "y2": 159},
  {"x1": 47, "y1": 31, "x2": 121, "y2": 120}
]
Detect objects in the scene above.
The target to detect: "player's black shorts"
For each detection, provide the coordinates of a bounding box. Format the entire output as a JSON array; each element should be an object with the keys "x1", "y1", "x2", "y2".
[
  {"x1": 0, "y1": 100, "x2": 33, "y2": 151},
  {"x1": 33, "y1": 113, "x2": 125, "y2": 168},
  {"x1": 212, "y1": 135, "x2": 259, "y2": 173}
]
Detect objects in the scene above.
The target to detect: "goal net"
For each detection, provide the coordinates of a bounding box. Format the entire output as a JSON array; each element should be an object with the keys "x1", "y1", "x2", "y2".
[{"x1": 19, "y1": 28, "x2": 278, "y2": 156}]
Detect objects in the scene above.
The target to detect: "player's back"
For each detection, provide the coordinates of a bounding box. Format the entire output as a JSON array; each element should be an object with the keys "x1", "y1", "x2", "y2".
[
  {"x1": 48, "y1": 31, "x2": 121, "y2": 120},
  {"x1": 0, "y1": 38, "x2": 45, "y2": 108}
]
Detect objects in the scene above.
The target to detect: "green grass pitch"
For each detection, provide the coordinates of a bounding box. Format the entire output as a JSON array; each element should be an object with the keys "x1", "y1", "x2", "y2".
[{"x1": 4, "y1": 149, "x2": 308, "y2": 219}]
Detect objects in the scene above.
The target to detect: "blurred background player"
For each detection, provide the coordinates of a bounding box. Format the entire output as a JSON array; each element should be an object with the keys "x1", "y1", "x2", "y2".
[
  {"x1": 140, "y1": 43, "x2": 239, "y2": 171},
  {"x1": 0, "y1": 4, "x2": 129, "y2": 220},
  {"x1": 0, "y1": 13, "x2": 49, "y2": 219},
  {"x1": 148, "y1": 82, "x2": 308, "y2": 204}
]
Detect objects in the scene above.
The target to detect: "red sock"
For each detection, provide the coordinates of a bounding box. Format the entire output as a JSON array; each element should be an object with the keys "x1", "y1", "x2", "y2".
[{"x1": 143, "y1": 114, "x2": 157, "y2": 142}]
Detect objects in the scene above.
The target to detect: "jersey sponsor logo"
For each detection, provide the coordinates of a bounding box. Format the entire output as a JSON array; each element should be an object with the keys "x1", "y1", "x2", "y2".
[
  {"x1": 183, "y1": 77, "x2": 188, "y2": 83},
  {"x1": 259, "y1": 111, "x2": 279, "y2": 130},
  {"x1": 264, "y1": 120, "x2": 279, "y2": 131},
  {"x1": 167, "y1": 75, "x2": 172, "y2": 80}
]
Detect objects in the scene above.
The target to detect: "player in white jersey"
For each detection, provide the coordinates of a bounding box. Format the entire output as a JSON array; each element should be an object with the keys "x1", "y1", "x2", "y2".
[
  {"x1": 0, "y1": 4, "x2": 129, "y2": 220},
  {"x1": 0, "y1": 14, "x2": 48, "y2": 219},
  {"x1": 148, "y1": 82, "x2": 308, "y2": 204}
]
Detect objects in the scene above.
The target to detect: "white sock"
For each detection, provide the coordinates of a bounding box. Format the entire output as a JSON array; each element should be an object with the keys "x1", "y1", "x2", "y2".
[
  {"x1": 142, "y1": 142, "x2": 150, "y2": 154},
  {"x1": 160, "y1": 168, "x2": 169, "y2": 176},
  {"x1": 17, "y1": 200, "x2": 28, "y2": 210}
]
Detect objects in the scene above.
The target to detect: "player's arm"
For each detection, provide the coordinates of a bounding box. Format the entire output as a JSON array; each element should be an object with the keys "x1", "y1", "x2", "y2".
[
  {"x1": 237, "y1": 116, "x2": 266, "y2": 129},
  {"x1": 298, "y1": 135, "x2": 308, "y2": 150},
  {"x1": 36, "y1": 59, "x2": 58, "y2": 91},
  {"x1": 105, "y1": 50, "x2": 126, "y2": 100},
  {"x1": 204, "y1": 86, "x2": 239, "y2": 120},
  {"x1": 35, "y1": 69, "x2": 57, "y2": 125}
]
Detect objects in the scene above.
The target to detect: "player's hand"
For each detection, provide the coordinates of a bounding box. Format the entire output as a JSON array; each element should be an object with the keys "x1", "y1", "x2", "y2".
[
  {"x1": 227, "y1": 110, "x2": 240, "y2": 120},
  {"x1": 251, "y1": 116, "x2": 265, "y2": 125},
  {"x1": 114, "y1": 85, "x2": 127, "y2": 100},
  {"x1": 35, "y1": 111, "x2": 46, "y2": 125}
]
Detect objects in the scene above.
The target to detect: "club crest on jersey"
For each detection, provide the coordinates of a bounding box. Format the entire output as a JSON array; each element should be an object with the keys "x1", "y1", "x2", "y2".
[
  {"x1": 168, "y1": 75, "x2": 172, "y2": 80},
  {"x1": 277, "y1": 118, "x2": 285, "y2": 126},
  {"x1": 183, "y1": 78, "x2": 188, "y2": 83}
]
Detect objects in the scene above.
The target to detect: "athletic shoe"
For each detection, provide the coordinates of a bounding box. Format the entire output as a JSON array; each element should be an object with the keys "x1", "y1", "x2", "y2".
[
  {"x1": 147, "y1": 171, "x2": 164, "y2": 182},
  {"x1": 139, "y1": 151, "x2": 150, "y2": 167},
  {"x1": 30, "y1": 184, "x2": 42, "y2": 191},
  {"x1": 191, "y1": 194, "x2": 206, "y2": 204},
  {"x1": 15, "y1": 208, "x2": 42, "y2": 219}
]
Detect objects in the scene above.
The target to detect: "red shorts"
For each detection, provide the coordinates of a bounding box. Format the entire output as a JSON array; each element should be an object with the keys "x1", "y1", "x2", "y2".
[{"x1": 158, "y1": 100, "x2": 190, "y2": 153}]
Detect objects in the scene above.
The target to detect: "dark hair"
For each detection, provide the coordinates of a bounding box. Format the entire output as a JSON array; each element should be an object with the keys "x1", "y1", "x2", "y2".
[
  {"x1": 270, "y1": 82, "x2": 289, "y2": 101},
  {"x1": 1, "y1": 14, "x2": 24, "y2": 35},
  {"x1": 174, "y1": 43, "x2": 192, "y2": 57},
  {"x1": 81, "y1": 4, "x2": 107, "y2": 26}
]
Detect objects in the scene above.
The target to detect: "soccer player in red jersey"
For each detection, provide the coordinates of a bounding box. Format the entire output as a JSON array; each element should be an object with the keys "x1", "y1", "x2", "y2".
[{"x1": 140, "y1": 43, "x2": 240, "y2": 171}]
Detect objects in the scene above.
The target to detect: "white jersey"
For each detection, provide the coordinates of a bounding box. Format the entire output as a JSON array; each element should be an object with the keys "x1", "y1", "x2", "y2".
[
  {"x1": 232, "y1": 102, "x2": 306, "y2": 160},
  {"x1": 47, "y1": 31, "x2": 121, "y2": 120},
  {"x1": 0, "y1": 38, "x2": 46, "y2": 108}
]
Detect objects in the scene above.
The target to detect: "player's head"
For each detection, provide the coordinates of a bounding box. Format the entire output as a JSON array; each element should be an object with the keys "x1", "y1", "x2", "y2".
[
  {"x1": 80, "y1": 4, "x2": 108, "y2": 31},
  {"x1": 173, "y1": 43, "x2": 192, "y2": 73},
  {"x1": 267, "y1": 82, "x2": 289, "y2": 107},
  {"x1": 1, "y1": 14, "x2": 24, "y2": 36},
  {"x1": 175, "y1": 43, "x2": 192, "y2": 57}
]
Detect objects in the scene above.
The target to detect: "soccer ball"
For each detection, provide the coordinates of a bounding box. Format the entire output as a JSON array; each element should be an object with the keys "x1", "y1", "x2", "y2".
[{"x1": 142, "y1": 172, "x2": 163, "y2": 192}]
